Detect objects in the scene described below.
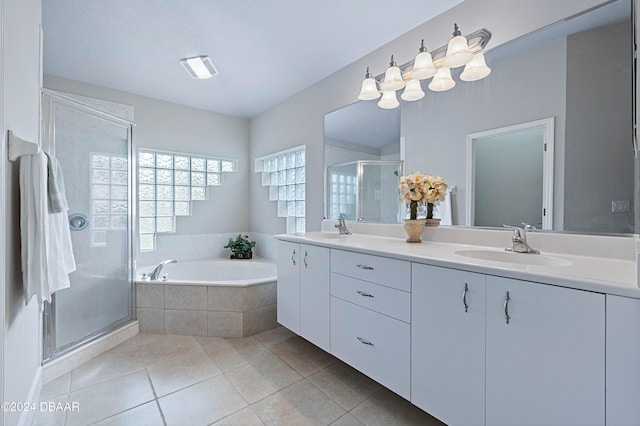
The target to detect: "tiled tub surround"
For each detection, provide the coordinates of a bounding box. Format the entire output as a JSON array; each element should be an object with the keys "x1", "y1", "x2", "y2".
[
  {"x1": 136, "y1": 281, "x2": 277, "y2": 338},
  {"x1": 136, "y1": 259, "x2": 278, "y2": 338}
]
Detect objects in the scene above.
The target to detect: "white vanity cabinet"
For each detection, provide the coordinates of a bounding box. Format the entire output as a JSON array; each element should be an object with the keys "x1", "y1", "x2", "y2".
[
  {"x1": 277, "y1": 240, "x2": 300, "y2": 334},
  {"x1": 276, "y1": 240, "x2": 330, "y2": 351},
  {"x1": 330, "y1": 249, "x2": 411, "y2": 399},
  {"x1": 412, "y1": 265, "x2": 605, "y2": 426},
  {"x1": 485, "y1": 276, "x2": 605, "y2": 426},
  {"x1": 411, "y1": 264, "x2": 486, "y2": 426},
  {"x1": 605, "y1": 295, "x2": 640, "y2": 425}
]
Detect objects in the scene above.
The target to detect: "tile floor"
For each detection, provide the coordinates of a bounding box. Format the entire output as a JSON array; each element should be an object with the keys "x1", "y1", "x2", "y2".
[{"x1": 32, "y1": 327, "x2": 444, "y2": 426}]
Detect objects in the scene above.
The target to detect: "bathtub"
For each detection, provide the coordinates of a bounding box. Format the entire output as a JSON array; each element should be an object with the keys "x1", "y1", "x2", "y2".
[{"x1": 135, "y1": 258, "x2": 278, "y2": 338}]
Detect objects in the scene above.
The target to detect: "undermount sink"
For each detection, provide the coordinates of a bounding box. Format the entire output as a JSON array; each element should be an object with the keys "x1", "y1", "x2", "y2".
[
  {"x1": 303, "y1": 232, "x2": 352, "y2": 240},
  {"x1": 455, "y1": 249, "x2": 571, "y2": 267}
]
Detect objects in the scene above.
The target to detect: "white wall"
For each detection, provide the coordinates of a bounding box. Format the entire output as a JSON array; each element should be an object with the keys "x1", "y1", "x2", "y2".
[
  {"x1": 249, "y1": 0, "x2": 607, "y2": 234},
  {"x1": 44, "y1": 75, "x2": 251, "y2": 237},
  {"x1": 3, "y1": 0, "x2": 43, "y2": 424}
]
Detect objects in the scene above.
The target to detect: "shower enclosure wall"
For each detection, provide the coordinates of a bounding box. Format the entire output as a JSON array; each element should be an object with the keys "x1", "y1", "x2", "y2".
[
  {"x1": 326, "y1": 160, "x2": 402, "y2": 223},
  {"x1": 41, "y1": 90, "x2": 135, "y2": 362}
]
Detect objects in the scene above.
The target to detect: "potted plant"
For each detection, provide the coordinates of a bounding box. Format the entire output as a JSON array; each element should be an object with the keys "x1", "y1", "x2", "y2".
[{"x1": 224, "y1": 234, "x2": 256, "y2": 259}]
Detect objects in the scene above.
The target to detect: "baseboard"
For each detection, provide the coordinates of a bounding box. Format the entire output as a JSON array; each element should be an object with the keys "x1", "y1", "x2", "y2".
[{"x1": 41, "y1": 321, "x2": 139, "y2": 385}]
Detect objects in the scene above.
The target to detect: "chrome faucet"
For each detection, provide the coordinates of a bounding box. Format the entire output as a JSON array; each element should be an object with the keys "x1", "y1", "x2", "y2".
[
  {"x1": 504, "y1": 224, "x2": 539, "y2": 254},
  {"x1": 335, "y1": 214, "x2": 352, "y2": 235},
  {"x1": 149, "y1": 259, "x2": 177, "y2": 280}
]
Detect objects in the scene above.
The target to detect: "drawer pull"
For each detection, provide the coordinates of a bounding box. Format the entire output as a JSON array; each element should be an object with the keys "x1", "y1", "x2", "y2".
[
  {"x1": 504, "y1": 291, "x2": 511, "y2": 325},
  {"x1": 357, "y1": 336, "x2": 374, "y2": 346},
  {"x1": 356, "y1": 264, "x2": 374, "y2": 270},
  {"x1": 462, "y1": 283, "x2": 469, "y2": 313},
  {"x1": 356, "y1": 290, "x2": 374, "y2": 298}
]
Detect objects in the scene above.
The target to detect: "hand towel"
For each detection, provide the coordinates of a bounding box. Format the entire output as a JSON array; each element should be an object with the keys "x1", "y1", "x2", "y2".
[
  {"x1": 20, "y1": 152, "x2": 49, "y2": 305},
  {"x1": 45, "y1": 152, "x2": 69, "y2": 213},
  {"x1": 20, "y1": 152, "x2": 76, "y2": 306},
  {"x1": 435, "y1": 190, "x2": 453, "y2": 226}
]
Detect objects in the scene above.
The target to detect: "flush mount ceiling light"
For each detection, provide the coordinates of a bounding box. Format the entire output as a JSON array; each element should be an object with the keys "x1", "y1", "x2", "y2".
[
  {"x1": 179, "y1": 55, "x2": 219, "y2": 79},
  {"x1": 358, "y1": 25, "x2": 492, "y2": 109}
]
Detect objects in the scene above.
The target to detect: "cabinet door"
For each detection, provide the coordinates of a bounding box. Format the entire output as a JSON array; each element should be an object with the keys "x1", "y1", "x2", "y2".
[
  {"x1": 276, "y1": 240, "x2": 300, "y2": 334},
  {"x1": 300, "y1": 244, "x2": 330, "y2": 351},
  {"x1": 486, "y1": 277, "x2": 604, "y2": 426},
  {"x1": 606, "y1": 295, "x2": 640, "y2": 425},
  {"x1": 411, "y1": 264, "x2": 486, "y2": 426}
]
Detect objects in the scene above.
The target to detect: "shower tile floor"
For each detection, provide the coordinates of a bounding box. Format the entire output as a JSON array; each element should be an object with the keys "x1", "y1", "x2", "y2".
[{"x1": 32, "y1": 327, "x2": 444, "y2": 426}]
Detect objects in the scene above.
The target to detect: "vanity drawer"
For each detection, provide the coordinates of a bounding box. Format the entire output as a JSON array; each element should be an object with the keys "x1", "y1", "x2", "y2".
[
  {"x1": 331, "y1": 273, "x2": 410, "y2": 323},
  {"x1": 331, "y1": 296, "x2": 410, "y2": 399},
  {"x1": 330, "y1": 249, "x2": 410, "y2": 291}
]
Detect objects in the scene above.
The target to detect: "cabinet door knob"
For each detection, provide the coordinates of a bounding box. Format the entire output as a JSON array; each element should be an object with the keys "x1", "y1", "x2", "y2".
[
  {"x1": 356, "y1": 264, "x2": 374, "y2": 270},
  {"x1": 504, "y1": 291, "x2": 511, "y2": 324},
  {"x1": 291, "y1": 249, "x2": 296, "y2": 266},
  {"x1": 462, "y1": 283, "x2": 469, "y2": 313},
  {"x1": 356, "y1": 290, "x2": 374, "y2": 298},
  {"x1": 357, "y1": 336, "x2": 374, "y2": 346},
  {"x1": 303, "y1": 251, "x2": 308, "y2": 268}
]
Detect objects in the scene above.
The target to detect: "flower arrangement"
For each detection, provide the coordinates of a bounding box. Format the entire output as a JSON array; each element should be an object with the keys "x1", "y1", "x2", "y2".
[
  {"x1": 398, "y1": 172, "x2": 448, "y2": 220},
  {"x1": 224, "y1": 234, "x2": 256, "y2": 259}
]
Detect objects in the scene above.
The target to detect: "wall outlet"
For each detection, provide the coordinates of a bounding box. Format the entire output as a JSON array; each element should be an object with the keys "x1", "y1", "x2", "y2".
[{"x1": 612, "y1": 200, "x2": 630, "y2": 212}]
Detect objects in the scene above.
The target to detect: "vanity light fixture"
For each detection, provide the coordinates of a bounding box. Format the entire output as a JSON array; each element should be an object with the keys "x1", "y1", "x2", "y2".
[
  {"x1": 179, "y1": 55, "x2": 219, "y2": 79},
  {"x1": 460, "y1": 52, "x2": 492, "y2": 81},
  {"x1": 442, "y1": 24, "x2": 474, "y2": 68},
  {"x1": 357, "y1": 25, "x2": 492, "y2": 109},
  {"x1": 357, "y1": 67, "x2": 381, "y2": 100},
  {"x1": 378, "y1": 90, "x2": 400, "y2": 109},
  {"x1": 380, "y1": 55, "x2": 405, "y2": 91}
]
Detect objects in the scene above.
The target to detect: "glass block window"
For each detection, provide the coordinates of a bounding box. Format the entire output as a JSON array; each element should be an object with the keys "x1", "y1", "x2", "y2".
[
  {"x1": 90, "y1": 153, "x2": 129, "y2": 247},
  {"x1": 138, "y1": 149, "x2": 237, "y2": 251},
  {"x1": 255, "y1": 146, "x2": 305, "y2": 234},
  {"x1": 327, "y1": 171, "x2": 357, "y2": 220}
]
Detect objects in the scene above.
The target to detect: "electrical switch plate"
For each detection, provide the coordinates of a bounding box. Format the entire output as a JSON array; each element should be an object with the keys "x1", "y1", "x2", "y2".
[{"x1": 612, "y1": 200, "x2": 630, "y2": 212}]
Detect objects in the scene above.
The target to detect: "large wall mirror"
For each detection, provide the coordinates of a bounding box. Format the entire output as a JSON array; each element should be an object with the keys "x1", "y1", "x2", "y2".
[{"x1": 324, "y1": 0, "x2": 637, "y2": 235}]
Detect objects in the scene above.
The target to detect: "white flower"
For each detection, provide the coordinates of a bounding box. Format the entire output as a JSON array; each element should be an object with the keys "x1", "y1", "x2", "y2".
[{"x1": 398, "y1": 171, "x2": 448, "y2": 204}]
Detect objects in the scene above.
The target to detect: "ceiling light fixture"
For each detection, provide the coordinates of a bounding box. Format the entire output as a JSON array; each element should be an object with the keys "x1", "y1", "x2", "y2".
[
  {"x1": 357, "y1": 25, "x2": 492, "y2": 109},
  {"x1": 179, "y1": 55, "x2": 219, "y2": 79}
]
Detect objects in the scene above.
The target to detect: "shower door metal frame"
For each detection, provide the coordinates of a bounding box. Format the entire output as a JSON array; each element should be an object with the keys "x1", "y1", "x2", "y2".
[{"x1": 41, "y1": 89, "x2": 137, "y2": 363}]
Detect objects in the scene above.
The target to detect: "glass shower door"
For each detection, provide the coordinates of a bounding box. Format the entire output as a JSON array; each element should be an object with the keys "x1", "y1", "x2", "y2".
[{"x1": 42, "y1": 91, "x2": 134, "y2": 361}]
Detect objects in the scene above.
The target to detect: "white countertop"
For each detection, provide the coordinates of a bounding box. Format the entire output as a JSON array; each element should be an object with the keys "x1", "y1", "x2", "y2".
[{"x1": 276, "y1": 231, "x2": 640, "y2": 299}]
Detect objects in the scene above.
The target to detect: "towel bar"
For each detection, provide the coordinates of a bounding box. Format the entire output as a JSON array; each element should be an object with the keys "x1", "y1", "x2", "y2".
[{"x1": 8, "y1": 130, "x2": 39, "y2": 161}]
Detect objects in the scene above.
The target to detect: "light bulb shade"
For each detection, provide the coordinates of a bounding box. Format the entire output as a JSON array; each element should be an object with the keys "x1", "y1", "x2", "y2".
[
  {"x1": 411, "y1": 51, "x2": 436, "y2": 80},
  {"x1": 443, "y1": 35, "x2": 473, "y2": 68},
  {"x1": 378, "y1": 90, "x2": 400, "y2": 109},
  {"x1": 460, "y1": 52, "x2": 492, "y2": 82},
  {"x1": 358, "y1": 77, "x2": 381, "y2": 100},
  {"x1": 428, "y1": 68, "x2": 455, "y2": 92},
  {"x1": 381, "y1": 65, "x2": 405, "y2": 91},
  {"x1": 401, "y1": 79, "x2": 425, "y2": 101}
]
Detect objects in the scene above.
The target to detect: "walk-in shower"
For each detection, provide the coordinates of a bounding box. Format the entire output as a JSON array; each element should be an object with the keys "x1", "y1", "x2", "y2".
[
  {"x1": 326, "y1": 160, "x2": 402, "y2": 223},
  {"x1": 41, "y1": 90, "x2": 135, "y2": 361}
]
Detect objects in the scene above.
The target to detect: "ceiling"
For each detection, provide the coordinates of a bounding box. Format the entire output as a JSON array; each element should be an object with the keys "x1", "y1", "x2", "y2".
[{"x1": 42, "y1": 0, "x2": 464, "y2": 119}]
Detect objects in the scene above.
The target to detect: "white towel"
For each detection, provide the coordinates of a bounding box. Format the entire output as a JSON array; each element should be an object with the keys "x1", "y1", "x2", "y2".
[
  {"x1": 20, "y1": 152, "x2": 76, "y2": 306},
  {"x1": 434, "y1": 191, "x2": 453, "y2": 226},
  {"x1": 45, "y1": 152, "x2": 69, "y2": 213}
]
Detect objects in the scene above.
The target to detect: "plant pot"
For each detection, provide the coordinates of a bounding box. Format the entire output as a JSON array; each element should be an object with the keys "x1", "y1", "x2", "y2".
[
  {"x1": 425, "y1": 218, "x2": 441, "y2": 227},
  {"x1": 404, "y1": 219, "x2": 425, "y2": 243},
  {"x1": 230, "y1": 251, "x2": 253, "y2": 259}
]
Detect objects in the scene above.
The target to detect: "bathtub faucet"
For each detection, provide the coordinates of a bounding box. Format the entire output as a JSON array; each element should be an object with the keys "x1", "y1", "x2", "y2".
[{"x1": 150, "y1": 259, "x2": 177, "y2": 281}]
